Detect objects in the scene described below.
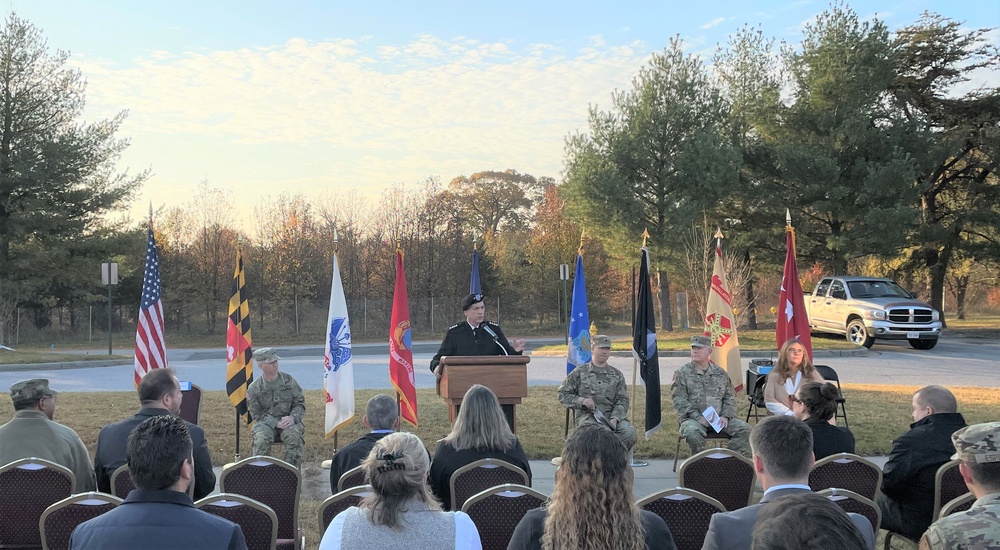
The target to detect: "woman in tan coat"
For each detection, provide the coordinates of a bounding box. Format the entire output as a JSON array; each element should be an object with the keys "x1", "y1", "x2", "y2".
[{"x1": 764, "y1": 339, "x2": 824, "y2": 416}]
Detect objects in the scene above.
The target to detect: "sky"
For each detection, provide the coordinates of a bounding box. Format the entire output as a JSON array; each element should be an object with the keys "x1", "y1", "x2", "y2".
[{"x1": 3, "y1": 0, "x2": 999, "y2": 231}]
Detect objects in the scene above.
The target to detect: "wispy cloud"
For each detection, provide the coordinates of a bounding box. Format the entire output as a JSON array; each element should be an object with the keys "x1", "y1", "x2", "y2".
[{"x1": 700, "y1": 17, "x2": 726, "y2": 30}]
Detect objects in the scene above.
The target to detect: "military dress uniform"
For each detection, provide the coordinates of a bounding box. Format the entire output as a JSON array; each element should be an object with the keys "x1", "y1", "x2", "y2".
[
  {"x1": 671, "y1": 361, "x2": 751, "y2": 456},
  {"x1": 247, "y1": 371, "x2": 306, "y2": 466},
  {"x1": 429, "y1": 321, "x2": 521, "y2": 373},
  {"x1": 922, "y1": 422, "x2": 1000, "y2": 550},
  {"x1": 558, "y1": 362, "x2": 637, "y2": 450}
]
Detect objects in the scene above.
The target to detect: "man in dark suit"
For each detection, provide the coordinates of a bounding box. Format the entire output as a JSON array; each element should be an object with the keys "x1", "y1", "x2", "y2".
[
  {"x1": 702, "y1": 416, "x2": 875, "y2": 550},
  {"x1": 429, "y1": 293, "x2": 525, "y2": 376},
  {"x1": 71, "y1": 416, "x2": 246, "y2": 550},
  {"x1": 94, "y1": 367, "x2": 216, "y2": 500},
  {"x1": 329, "y1": 394, "x2": 398, "y2": 492}
]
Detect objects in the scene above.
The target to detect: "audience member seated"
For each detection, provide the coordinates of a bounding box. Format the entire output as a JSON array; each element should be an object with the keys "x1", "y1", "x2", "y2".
[
  {"x1": 70, "y1": 416, "x2": 247, "y2": 550},
  {"x1": 792, "y1": 381, "x2": 855, "y2": 459},
  {"x1": 329, "y1": 394, "x2": 399, "y2": 492},
  {"x1": 702, "y1": 416, "x2": 875, "y2": 550},
  {"x1": 508, "y1": 424, "x2": 676, "y2": 550},
  {"x1": 920, "y1": 422, "x2": 1000, "y2": 550},
  {"x1": 319, "y1": 432, "x2": 482, "y2": 549},
  {"x1": 764, "y1": 339, "x2": 824, "y2": 416},
  {"x1": 0, "y1": 378, "x2": 96, "y2": 491},
  {"x1": 879, "y1": 385, "x2": 967, "y2": 540},
  {"x1": 752, "y1": 492, "x2": 870, "y2": 550},
  {"x1": 429, "y1": 384, "x2": 532, "y2": 510},
  {"x1": 94, "y1": 368, "x2": 216, "y2": 500}
]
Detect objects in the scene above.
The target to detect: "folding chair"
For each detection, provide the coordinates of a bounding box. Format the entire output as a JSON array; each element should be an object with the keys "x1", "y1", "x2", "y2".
[
  {"x1": 637, "y1": 488, "x2": 725, "y2": 550},
  {"x1": 678, "y1": 448, "x2": 755, "y2": 511},
  {"x1": 673, "y1": 431, "x2": 731, "y2": 472},
  {"x1": 933, "y1": 459, "x2": 971, "y2": 520},
  {"x1": 40, "y1": 492, "x2": 122, "y2": 550},
  {"x1": 318, "y1": 485, "x2": 374, "y2": 535},
  {"x1": 939, "y1": 493, "x2": 976, "y2": 519},
  {"x1": 179, "y1": 383, "x2": 203, "y2": 425},
  {"x1": 450, "y1": 458, "x2": 530, "y2": 512},
  {"x1": 814, "y1": 365, "x2": 849, "y2": 428},
  {"x1": 337, "y1": 465, "x2": 367, "y2": 491},
  {"x1": 220, "y1": 456, "x2": 302, "y2": 550},
  {"x1": 817, "y1": 488, "x2": 881, "y2": 533},
  {"x1": 808, "y1": 453, "x2": 882, "y2": 501},
  {"x1": 0, "y1": 458, "x2": 76, "y2": 549},
  {"x1": 462, "y1": 484, "x2": 547, "y2": 550},
  {"x1": 196, "y1": 493, "x2": 278, "y2": 550},
  {"x1": 744, "y1": 375, "x2": 768, "y2": 424}
]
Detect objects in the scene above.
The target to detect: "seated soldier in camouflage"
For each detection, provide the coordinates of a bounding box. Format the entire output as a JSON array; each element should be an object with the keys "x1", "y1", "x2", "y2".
[
  {"x1": 671, "y1": 335, "x2": 751, "y2": 457},
  {"x1": 558, "y1": 335, "x2": 637, "y2": 450},
  {"x1": 247, "y1": 348, "x2": 306, "y2": 467}
]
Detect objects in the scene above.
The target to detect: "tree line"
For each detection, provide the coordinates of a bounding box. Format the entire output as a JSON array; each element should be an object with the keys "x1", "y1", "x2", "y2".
[{"x1": 0, "y1": 6, "x2": 997, "y2": 344}]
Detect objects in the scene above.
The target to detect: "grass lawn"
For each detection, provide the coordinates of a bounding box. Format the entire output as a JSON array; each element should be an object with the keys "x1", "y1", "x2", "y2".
[{"x1": 2, "y1": 385, "x2": 994, "y2": 549}]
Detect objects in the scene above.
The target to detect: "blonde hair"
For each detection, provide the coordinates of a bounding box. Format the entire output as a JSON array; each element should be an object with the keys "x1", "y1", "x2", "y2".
[
  {"x1": 442, "y1": 384, "x2": 516, "y2": 452},
  {"x1": 360, "y1": 432, "x2": 441, "y2": 529},
  {"x1": 775, "y1": 338, "x2": 817, "y2": 381},
  {"x1": 542, "y1": 425, "x2": 645, "y2": 550}
]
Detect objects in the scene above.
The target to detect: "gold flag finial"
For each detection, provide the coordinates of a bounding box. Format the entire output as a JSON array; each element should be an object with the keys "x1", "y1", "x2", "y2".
[
  {"x1": 786, "y1": 208, "x2": 792, "y2": 228},
  {"x1": 578, "y1": 228, "x2": 585, "y2": 256},
  {"x1": 473, "y1": 239, "x2": 477, "y2": 252},
  {"x1": 715, "y1": 227, "x2": 724, "y2": 240},
  {"x1": 641, "y1": 228, "x2": 650, "y2": 248}
]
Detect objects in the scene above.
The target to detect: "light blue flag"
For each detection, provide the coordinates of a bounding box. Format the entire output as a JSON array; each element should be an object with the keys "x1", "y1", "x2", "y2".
[{"x1": 567, "y1": 254, "x2": 591, "y2": 374}]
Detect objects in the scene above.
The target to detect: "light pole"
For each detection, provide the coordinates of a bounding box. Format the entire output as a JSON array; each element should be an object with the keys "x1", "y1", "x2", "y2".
[{"x1": 102, "y1": 262, "x2": 118, "y2": 355}]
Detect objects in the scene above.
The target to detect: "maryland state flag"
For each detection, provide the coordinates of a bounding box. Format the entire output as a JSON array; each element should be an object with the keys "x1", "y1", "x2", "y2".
[
  {"x1": 226, "y1": 249, "x2": 254, "y2": 425},
  {"x1": 389, "y1": 250, "x2": 418, "y2": 427},
  {"x1": 632, "y1": 246, "x2": 661, "y2": 440},
  {"x1": 705, "y1": 229, "x2": 743, "y2": 392},
  {"x1": 777, "y1": 214, "x2": 813, "y2": 359}
]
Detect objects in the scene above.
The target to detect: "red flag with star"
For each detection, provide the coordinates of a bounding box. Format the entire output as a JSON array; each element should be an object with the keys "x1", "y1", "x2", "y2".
[
  {"x1": 777, "y1": 222, "x2": 813, "y2": 359},
  {"x1": 704, "y1": 229, "x2": 743, "y2": 392}
]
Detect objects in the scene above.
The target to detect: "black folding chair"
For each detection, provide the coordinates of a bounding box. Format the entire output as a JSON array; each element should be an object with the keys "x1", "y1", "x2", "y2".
[{"x1": 814, "y1": 365, "x2": 849, "y2": 429}]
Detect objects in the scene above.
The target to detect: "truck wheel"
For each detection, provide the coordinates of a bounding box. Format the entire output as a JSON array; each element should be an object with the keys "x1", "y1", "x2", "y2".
[
  {"x1": 846, "y1": 319, "x2": 874, "y2": 348},
  {"x1": 909, "y1": 338, "x2": 938, "y2": 350}
]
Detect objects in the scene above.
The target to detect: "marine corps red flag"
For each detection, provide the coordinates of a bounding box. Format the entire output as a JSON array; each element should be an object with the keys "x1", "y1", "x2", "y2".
[
  {"x1": 704, "y1": 229, "x2": 743, "y2": 392},
  {"x1": 389, "y1": 249, "x2": 418, "y2": 427},
  {"x1": 777, "y1": 212, "x2": 813, "y2": 359},
  {"x1": 226, "y1": 248, "x2": 254, "y2": 425}
]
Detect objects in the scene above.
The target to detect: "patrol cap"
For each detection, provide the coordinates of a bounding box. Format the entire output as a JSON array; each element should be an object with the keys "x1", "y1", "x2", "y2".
[
  {"x1": 593, "y1": 335, "x2": 612, "y2": 349},
  {"x1": 10, "y1": 378, "x2": 57, "y2": 405},
  {"x1": 254, "y1": 348, "x2": 281, "y2": 363},
  {"x1": 691, "y1": 335, "x2": 712, "y2": 348},
  {"x1": 951, "y1": 422, "x2": 1000, "y2": 464},
  {"x1": 462, "y1": 293, "x2": 484, "y2": 311}
]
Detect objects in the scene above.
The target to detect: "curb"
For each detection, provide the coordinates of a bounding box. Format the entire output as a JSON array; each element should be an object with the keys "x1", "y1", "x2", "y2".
[
  {"x1": 532, "y1": 348, "x2": 869, "y2": 358},
  {"x1": 0, "y1": 359, "x2": 133, "y2": 372}
]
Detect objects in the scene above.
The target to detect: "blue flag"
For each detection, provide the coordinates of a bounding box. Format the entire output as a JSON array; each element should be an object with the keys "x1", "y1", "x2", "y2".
[
  {"x1": 469, "y1": 249, "x2": 481, "y2": 295},
  {"x1": 567, "y1": 254, "x2": 591, "y2": 374}
]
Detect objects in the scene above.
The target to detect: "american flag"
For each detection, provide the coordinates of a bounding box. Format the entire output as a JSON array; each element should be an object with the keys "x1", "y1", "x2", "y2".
[{"x1": 134, "y1": 227, "x2": 167, "y2": 386}]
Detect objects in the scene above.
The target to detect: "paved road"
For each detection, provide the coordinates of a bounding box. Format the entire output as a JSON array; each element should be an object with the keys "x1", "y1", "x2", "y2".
[{"x1": 0, "y1": 336, "x2": 995, "y2": 392}]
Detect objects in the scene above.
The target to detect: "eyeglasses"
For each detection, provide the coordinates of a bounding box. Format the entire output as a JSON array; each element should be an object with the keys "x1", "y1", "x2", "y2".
[{"x1": 787, "y1": 348, "x2": 805, "y2": 355}]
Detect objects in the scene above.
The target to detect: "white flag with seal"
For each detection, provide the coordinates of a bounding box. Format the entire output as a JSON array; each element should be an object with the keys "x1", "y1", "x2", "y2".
[{"x1": 324, "y1": 253, "x2": 355, "y2": 437}]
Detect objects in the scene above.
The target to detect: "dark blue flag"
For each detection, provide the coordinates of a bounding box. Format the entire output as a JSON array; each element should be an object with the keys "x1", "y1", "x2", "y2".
[
  {"x1": 469, "y1": 248, "x2": 481, "y2": 295},
  {"x1": 632, "y1": 247, "x2": 661, "y2": 439},
  {"x1": 567, "y1": 254, "x2": 591, "y2": 374}
]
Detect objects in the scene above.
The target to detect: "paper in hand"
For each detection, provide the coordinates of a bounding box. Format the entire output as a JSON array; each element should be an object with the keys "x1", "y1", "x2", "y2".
[{"x1": 702, "y1": 406, "x2": 724, "y2": 433}]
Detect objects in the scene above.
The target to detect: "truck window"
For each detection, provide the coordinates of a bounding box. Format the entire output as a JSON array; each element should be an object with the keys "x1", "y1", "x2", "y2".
[
  {"x1": 814, "y1": 279, "x2": 831, "y2": 298},
  {"x1": 829, "y1": 280, "x2": 847, "y2": 300}
]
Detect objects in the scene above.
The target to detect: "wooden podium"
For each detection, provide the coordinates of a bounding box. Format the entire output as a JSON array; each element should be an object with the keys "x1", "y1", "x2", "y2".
[{"x1": 437, "y1": 356, "x2": 530, "y2": 433}]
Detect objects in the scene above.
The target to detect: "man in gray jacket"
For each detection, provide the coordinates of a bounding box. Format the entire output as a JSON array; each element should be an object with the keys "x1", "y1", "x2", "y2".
[{"x1": 701, "y1": 416, "x2": 875, "y2": 550}]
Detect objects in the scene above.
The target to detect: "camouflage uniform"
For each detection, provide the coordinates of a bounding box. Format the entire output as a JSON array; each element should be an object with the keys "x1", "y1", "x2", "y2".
[
  {"x1": 247, "y1": 371, "x2": 306, "y2": 466},
  {"x1": 922, "y1": 422, "x2": 1000, "y2": 550},
  {"x1": 558, "y1": 362, "x2": 637, "y2": 450},
  {"x1": 671, "y1": 361, "x2": 751, "y2": 456}
]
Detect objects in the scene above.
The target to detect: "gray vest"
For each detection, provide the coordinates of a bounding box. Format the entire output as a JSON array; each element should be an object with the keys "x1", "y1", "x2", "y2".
[{"x1": 339, "y1": 502, "x2": 457, "y2": 549}]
